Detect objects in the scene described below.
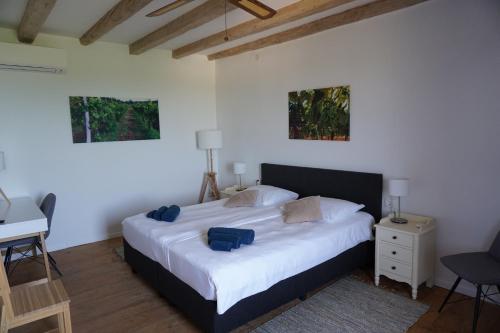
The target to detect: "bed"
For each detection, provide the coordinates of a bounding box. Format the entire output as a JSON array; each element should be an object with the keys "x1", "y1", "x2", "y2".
[{"x1": 123, "y1": 163, "x2": 383, "y2": 332}]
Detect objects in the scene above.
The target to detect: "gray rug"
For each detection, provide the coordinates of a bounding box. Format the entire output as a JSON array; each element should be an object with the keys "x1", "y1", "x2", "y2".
[{"x1": 252, "y1": 276, "x2": 429, "y2": 333}]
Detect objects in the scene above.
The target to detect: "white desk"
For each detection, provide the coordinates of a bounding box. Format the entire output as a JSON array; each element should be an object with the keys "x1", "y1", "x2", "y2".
[{"x1": 0, "y1": 197, "x2": 52, "y2": 281}]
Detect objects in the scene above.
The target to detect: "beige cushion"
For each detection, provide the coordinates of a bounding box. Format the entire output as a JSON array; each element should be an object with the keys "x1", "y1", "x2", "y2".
[
  {"x1": 224, "y1": 190, "x2": 259, "y2": 208},
  {"x1": 283, "y1": 196, "x2": 323, "y2": 224}
]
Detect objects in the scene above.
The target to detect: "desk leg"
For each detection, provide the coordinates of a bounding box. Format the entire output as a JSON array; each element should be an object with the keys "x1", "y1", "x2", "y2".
[{"x1": 39, "y1": 232, "x2": 52, "y2": 281}]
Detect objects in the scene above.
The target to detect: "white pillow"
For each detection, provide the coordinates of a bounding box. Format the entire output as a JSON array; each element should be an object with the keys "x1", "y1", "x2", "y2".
[
  {"x1": 320, "y1": 197, "x2": 365, "y2": 223},
  {"x1": 245, "y1": 185, "x2": 299, "y2": 207}
]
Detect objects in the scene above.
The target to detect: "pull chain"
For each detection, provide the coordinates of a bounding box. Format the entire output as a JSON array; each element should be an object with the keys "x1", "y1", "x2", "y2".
[{"x1": 224, "y1": 0, "x2": 229, "y2": 41}]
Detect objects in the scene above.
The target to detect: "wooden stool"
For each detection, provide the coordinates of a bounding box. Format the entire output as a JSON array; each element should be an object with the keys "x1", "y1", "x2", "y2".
[{"x1": 0, "y1": 252, "x2": 71, "y2": 333}]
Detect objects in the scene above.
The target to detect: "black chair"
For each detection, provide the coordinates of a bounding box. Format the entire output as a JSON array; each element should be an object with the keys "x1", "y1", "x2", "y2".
[
  {"x1": 1, "y1": 193, "x2": 62, "y2": 277},
  {"x1": 439, "y1": 230, "x2": 500, "y2": 333}
]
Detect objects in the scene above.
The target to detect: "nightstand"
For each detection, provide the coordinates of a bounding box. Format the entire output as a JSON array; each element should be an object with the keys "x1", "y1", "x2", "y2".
[
  {"x1": 221, "y1": 185, "x2": 247, "y2": 198},
  {"x1": 374, "y1": 213, "x2": 436, "y2": 300}
]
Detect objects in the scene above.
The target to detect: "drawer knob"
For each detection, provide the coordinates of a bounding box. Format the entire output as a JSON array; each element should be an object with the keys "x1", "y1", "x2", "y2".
[
  {"x1": 391, "y1": 266, "x2": 396, "y2": 270},
  {"x1": 392, "y1": 251, "x2": 397, "y2": 255},
  {"x1": 392, "y1": 236, "x2": 397, "y2": 240}
]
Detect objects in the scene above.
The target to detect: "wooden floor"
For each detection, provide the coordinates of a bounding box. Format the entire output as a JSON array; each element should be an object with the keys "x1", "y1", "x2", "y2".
[{"x1": 5, "y1": 238, "x2": 500, "y2": 333}]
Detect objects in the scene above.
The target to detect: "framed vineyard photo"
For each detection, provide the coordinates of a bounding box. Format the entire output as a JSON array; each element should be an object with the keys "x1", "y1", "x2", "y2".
[
  {"x1": 288, "y1": 85, "x2": 350, "y2": 141},
  {"x1": 69, "y1": 96, "x2": 160, "y2": 143}
]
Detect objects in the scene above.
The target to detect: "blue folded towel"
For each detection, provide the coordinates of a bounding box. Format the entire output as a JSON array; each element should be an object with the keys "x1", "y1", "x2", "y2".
[
  {"x1": 147, "y1": 205, "x2": 181, "y2": 222},
  {"x1": 208, "y1": 232, "x2": 241, "y2": 249},
  {"x1": 208, "y1": 227, "x2": 255, "y2": 245},
  {"x1": 161, "y1": 205, "x2": 180, "y2": 222},
  {"x1": 153, "y1": 206, "x2": 168, "y2": 220},
  {"x1": 209, "y1": 240, "x2": 233, "y2": 252}
]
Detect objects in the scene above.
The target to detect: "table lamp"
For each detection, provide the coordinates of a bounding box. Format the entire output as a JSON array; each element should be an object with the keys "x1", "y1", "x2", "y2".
[
  {"x1": 233, "y1": 162, "x2": 246, "y2": 191},
  {"x1": 389, "y1": 178, "x2": 409, "y2": 224},
  {"x1": 197, "y1": 130, "x2": 222, "y2": 203},
  {"x1": 0, "y1": 151, "x2": 10, "y2": 205}
]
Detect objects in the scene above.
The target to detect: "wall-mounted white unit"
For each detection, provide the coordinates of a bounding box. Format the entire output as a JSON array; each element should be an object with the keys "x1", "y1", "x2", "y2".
[{"x1": 0, "y1": 42, "x2": 67, "y2": 74}]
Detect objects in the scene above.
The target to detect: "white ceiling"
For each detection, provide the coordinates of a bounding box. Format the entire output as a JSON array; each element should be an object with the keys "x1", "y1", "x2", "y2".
[{"x1": 0, "y1": 0, "x2": 372, "y2": 56}]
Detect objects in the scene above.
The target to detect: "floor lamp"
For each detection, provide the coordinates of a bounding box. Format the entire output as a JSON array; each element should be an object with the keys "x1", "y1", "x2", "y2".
[
  {"x1": 0, "y1": 151, "x2": 10, "y2": 205},
  {"x1": 197, "y1": 130, "x2": 222, "y2": 203}
]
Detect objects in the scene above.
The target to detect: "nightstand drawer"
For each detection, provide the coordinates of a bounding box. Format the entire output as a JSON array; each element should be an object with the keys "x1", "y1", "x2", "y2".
[
  {"x1": 379, "y1": 241, "x2": 413, "y2": 264},
  {"x1": 379, "y1": 257, "x2": 412, "y2": 279},
  {"x1": 377, "y1": 229, "x2": 413, "y2": 248}
]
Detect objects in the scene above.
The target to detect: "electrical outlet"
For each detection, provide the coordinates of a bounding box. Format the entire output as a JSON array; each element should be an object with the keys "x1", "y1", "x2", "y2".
[{"x1": 384, "y1": 197, "x2": 393, "y2": 210}]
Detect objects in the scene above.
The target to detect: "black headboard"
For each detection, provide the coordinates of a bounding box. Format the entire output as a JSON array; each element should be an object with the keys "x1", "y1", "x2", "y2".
[{"x1": 261, "y1": 163, "x2": 383, "y2": 222}]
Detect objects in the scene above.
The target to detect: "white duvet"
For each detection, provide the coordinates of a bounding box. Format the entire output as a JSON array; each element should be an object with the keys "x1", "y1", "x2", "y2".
[{"x1": 122, "y1": 199, "x2": 373, "y2": 314}]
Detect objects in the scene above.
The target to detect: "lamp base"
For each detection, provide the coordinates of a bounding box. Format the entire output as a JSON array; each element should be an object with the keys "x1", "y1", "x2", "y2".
[
  {"x1": 0, "y1": 187, "x2": 11, "y2": 205},
  {"x1": 198, "y1": 172, "x2": 220, "y2": 203},
  {"x1": 391, "y1": 217, "x2": 408, "y2": 224}
]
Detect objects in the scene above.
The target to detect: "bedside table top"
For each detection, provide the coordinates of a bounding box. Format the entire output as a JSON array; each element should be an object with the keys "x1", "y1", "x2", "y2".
[
  {"x1": 221, "y1": 185, "x2": 248, "y2": 196},
  {"x1": 376, "y1": 213, "x2": 435, "y2": 234}
]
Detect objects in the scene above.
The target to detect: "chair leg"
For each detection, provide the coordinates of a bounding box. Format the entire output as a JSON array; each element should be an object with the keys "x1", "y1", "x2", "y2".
[
  {"x1": 3, "y1": 247, "x2": 13, "y2": 274},
  {"x1": 472, "y1": 284, "x2": 482, "y2": 333},
  {"x1": 3, "y1": 248, "x2": 8, "y2": 266},
  {"x1": 63, "y1": 304, "x2": 72, "y2": 333},
  {"x1": 1, "y1": 303, "x2": 8, "y2": 333},
  {"x1": 36, "y1": 242, "x2": 62, "y2": 276},
  {"x1": 47, "y1": 252, "x2": 58, "y2": 265},
  {"x1": 48, "y1": 253, "x2": 63, "y2": 276},
  {"x1": 57, "y1": 311, "x2": 66, "y2": 333},
  {"x1": 31, "y1": 245, "x2": 37, "y2": 258},
  {"x1": 439, "y1": 276, "x2": 462, "y2": 312},
  {"x1": 0, "y1": 321, "x2": 8, "y2": 333}
]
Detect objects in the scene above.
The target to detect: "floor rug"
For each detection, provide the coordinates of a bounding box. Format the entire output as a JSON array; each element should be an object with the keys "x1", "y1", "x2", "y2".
[{"x1": 252, "y1": 276, "x2": 429, "y2": 333}]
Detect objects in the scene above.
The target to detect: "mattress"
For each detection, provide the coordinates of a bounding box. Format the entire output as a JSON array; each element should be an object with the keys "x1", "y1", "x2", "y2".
[{"x1": 122, "y1": 199, "x2": 373, "y2": 314}]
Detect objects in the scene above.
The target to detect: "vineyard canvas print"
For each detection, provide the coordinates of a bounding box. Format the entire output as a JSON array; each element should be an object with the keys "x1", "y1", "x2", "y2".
[
  {"x1": 289, "y1": 86, "x2": 350, "y2": 141},
  {"x1": 69, "y1": 96, "x2": 160, "y2": 143}
]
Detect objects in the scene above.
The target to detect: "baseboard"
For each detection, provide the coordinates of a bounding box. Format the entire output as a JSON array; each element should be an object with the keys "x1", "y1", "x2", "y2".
[
  {"x1": 5, "y1": 231, "x2": 124, "y2": 262},
  {"x1": 107, "y1": 230, "x2": 123, "y2": 239}
]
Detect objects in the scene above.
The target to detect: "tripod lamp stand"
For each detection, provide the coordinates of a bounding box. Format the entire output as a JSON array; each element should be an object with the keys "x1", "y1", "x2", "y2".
[
  {"x1": 0, "y1": 151, "x2": 10, "y2": 205},
  {"x1": 197, "y1": 130, "x2": 222, "y2": 203}
]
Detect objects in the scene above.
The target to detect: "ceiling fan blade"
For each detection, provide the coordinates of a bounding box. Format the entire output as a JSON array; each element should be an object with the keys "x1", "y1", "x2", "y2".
[
  {"x1": 146, "y1": 0, "x2": 194, "y2": 17},
  {"x1": 229, "y1": 0, "x2": 276, "y2": 19}
]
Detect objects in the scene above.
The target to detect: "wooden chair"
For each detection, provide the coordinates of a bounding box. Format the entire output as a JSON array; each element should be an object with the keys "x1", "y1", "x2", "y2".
[{"x1": 0, "y1": 252, "x2": 71, "y2": 333}]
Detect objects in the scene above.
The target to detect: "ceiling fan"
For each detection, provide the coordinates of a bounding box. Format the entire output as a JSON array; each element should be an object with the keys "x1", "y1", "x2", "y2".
[
  {"x1": 146, "y1": 0, "x2": 276, "y2": 19},
  {"x1": 229, "y1": 0, "x2": 276, "y2": 19}
]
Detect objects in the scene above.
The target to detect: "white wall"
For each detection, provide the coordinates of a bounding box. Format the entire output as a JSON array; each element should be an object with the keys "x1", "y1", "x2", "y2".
[
  {"x1": 215, "y1": 0, "x2": 500, "y2": 296},
  {"x1": 0, "y1": 28, "x2": 216, "y2": 251}
]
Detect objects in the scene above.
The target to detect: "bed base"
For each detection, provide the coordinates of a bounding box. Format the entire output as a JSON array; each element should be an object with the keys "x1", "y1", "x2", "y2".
[{"x1": 124, "y1": 239, "x2": 374, "y2": 333}]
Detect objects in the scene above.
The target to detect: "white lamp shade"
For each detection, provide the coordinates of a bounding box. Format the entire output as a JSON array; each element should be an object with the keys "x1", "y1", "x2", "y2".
[
  {"x1": 233, "y1": 162, "x2": 246, "y2": 175},
  {"x1": 0, "y1": 152, "x2": 5, "y2": 171},
  {"x1": 196, "y1": 130, "x2": 222, "y2": 150},
  {"x1": 388, "y1": 178, "x2": 409, "y2": 197}
]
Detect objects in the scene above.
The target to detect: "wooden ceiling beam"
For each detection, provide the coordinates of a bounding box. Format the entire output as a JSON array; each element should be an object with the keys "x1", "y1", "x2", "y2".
[
  {"x1": 146, "y1": 0, "x2": 194, "y2": 17},
  {"x1": 173, "y1": 0, "x2": 356, "y2": 59},
  {"x1": 208, "y1": 0, "x2": 428, "y2": 60},
  {"x1": 17, "y1": 0, "x2": 57, "y2": 44},
  {"x1": 129, "y1": 0, "x2": 236, "y2": 55},
  {"x1": 80, "y1": 0, "x2": 154, "y2": 46}
]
